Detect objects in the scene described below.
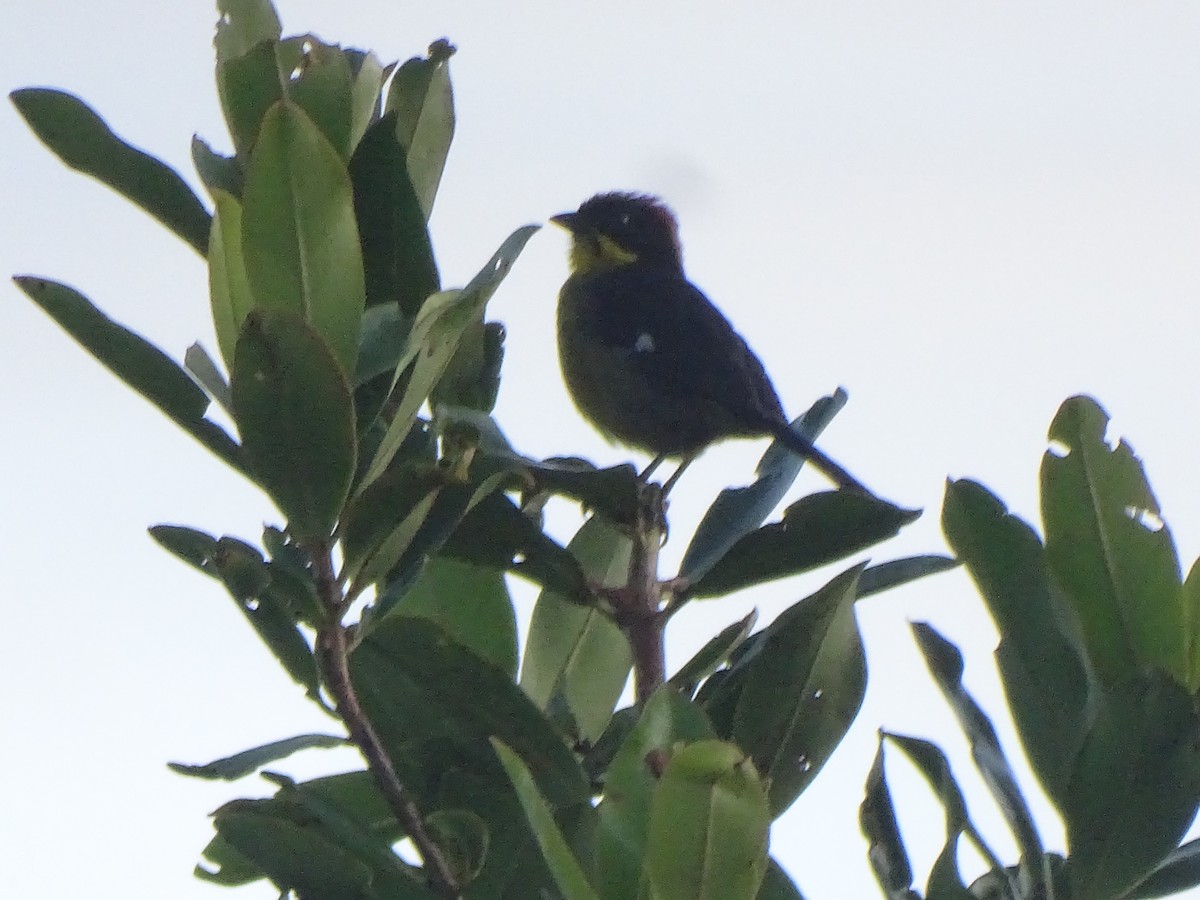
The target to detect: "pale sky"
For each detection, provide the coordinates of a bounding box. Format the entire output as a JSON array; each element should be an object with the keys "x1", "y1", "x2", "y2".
[{"x1": 5, "y1": 2, "x2": 1200, "y2": 898}]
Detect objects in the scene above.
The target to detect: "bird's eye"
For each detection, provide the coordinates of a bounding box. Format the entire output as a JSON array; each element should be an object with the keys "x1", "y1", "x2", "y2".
[{"x1": 619, "y1": 213, "x2": 632, "y2": 227}]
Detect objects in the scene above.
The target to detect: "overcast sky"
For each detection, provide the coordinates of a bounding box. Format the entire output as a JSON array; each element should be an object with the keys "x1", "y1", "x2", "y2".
[{"x1": 5, "y1": 2, "x2": 1200, "y2": 898}]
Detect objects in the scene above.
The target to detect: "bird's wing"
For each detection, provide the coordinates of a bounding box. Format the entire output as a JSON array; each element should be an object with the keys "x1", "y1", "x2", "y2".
[{"x1": 579, "y1": 267, "x2": 788, "y2": 431}]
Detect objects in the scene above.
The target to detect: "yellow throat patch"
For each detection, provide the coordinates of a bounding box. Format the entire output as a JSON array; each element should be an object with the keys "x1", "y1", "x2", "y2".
[{"x1": 569, "y1": 233, "x2": 639, "y2": 274}]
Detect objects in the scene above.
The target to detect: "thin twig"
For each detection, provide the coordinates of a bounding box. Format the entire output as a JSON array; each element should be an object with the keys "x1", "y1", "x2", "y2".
[{"x1": 308, "y1": 543, "x2": 461, "y2": 899}]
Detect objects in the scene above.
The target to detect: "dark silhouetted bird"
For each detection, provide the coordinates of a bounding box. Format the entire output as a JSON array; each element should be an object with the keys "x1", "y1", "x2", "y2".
[{"x1": 551, "y1": 192, "x2": 867, "y2": 493}]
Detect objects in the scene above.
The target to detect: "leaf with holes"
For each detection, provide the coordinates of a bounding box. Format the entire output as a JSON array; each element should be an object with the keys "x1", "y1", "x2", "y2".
[
  {"x1": 729, "y1": 564, "x2": 867, "y2": 816},
  {"x1": 214, "y1": 0, "x2": 282, "y2": 63},
  {"x1": 1042, "y1": 394, "x2": 1185, "y2": 686},
  {"x1": 275, "y1": 37, "x2": 354, "y2": 160}
]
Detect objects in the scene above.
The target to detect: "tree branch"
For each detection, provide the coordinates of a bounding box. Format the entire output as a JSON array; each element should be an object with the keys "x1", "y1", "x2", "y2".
[
  {"x1": 308, "y1": 542, "x2": 461, "y2": 899},
  {"x1": 623, "y1": 483, "x2": 667, "y2": 703}
]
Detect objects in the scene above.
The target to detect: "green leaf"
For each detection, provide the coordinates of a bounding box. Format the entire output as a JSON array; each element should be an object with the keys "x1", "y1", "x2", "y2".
[
  {"x1": 207, "y1": 189, "x2": 256, "y2": 370},
  {"x1": 694, "y1": 669, "x2": 746, "y2": 745},
  {"x1": 646, "y1": 740, "x2": 770, "y2": 900},
  {"x1": 340, "y1": 464, "x2": 446, "y2": 591},
  {"x1": 348, "y1": 50, "x2": 385, "y2": 151},
  {"x1": 910, "y1": 622, "x2": 1051, "y2": 894},
  {"x1": 275, "y1": 37, "x2": 354, "y2": 161},
  {"x1": 1185, "y1": 559, "x2": 1200, "y2": 692},
  {"x1": 857, "y1": 554, "x2": 960, "y2": 599},
  {"x1": 362, "y1": 225, "x2": 539, "y2": 487},
  {"x1": 594, "y1": 690, "x2": 716, "y2": 900},
  {"x1": 689, "y1": 493, "x2": 917, "y2": 599},
  {"x1": 214, "y1": 0, "x2": 282, "y2": 63},
  {"x1": 729, "y1": 565, "x2": 867, "y2": 815},
  {"x1": 191, "y1": 135, "x2": 244, "y2": 198},
  {"x1": 216, "y1": 40, "x2": 284, "y2": 156},
  {"x1": 261, "y1": 772, "x2": 428, "y2": 898},
  {"x1": 385, "y1": 40, "x2": 456, "y2": 219},
  {"x1": 212, "y1": 536, "x2": 322, "y2": 698},
  {"x1": 241, "y1": 100, "x2": 366, "y2": 376},
  {"x1": 197, "y1": 770, "x2": 405, "y2": 887},
  {"x1": 880, "y1": 733, "x2": 1008, "y2": 891},
  {"x1": 355, "y1": 302, "x2": 413, "y2": 385},
  {"x1": 280, "y1": 769, "x2": 399, "y2": 835},
  {"x1": 363, "y1": 470, "x2": 516, "y2": 625},
  {"x1": 149, "y1": 524, "x2": 220, "y2": 576},
  {"x1": 349, "y1": 112, "x2": 440, "y2": 314},
  {"x1": 431, "y1": 405, "x2": 516, "y2": 457},
  {"x1": 232, "y1": 310, "x2": 356, "y2": 538},
  {"x1": 264, "y1": 559, "x2": 326, "y2": 627},
  {"x1": 213, "y1": 811, "x2": 378, "y2": 899},
  {"x1": 351, "y1": 617, "x2": 589, "y2": 809},
  {"x1": 213, "y1": 535, "x2": 269, "y2": 598},
  {"x1": 1128, "y1": 838, "x2": 1200, "y2": 899},
  {"x1": 492, "y1": 740, "x2": 601, "y2": 900},
  {"x1": 442, "y1": 491, "x2": 586, "y2": 598},
  {"x1": 184, "y1": 342, "x2": 234, "y2": 416},
  {"x1": 756, "y1": 860, "x2": 807, "y2": 900},
  {"x1": 968, "y1": 856, "x2": 1070, "y2": 900},
  {"x1": 389, "y1": 557, "x2": 518, "y2": 679},
  {"x1": 11, "y1": 88, "x2": 211, "y2": 255},
  {"x1": 1042, "y1": 394, "x2": 1185, "y2": 685},
  {"x1": 680, "y1": 389, "x2": 849, "y2": 585},
  {"x1": 1063, "y1": 671, "x2": 1200, "y2": 899},
  {"x1": 942, "y1": 478, "x2": 1091, "y2": 805},
  {"x1": 432, "y1": 319, "x2": 507, "y2": 413},
  {"x1": 433, "y1": 765, "x2": 565, "y2": 897},
  {"x1": 524, "y1": 458, "x2": 643, "y2": 531},
  {"x1": 668, "y1": 610, "x2": 758, "y2": 697},
  {"x1": 13, "y1": 277, "x2": 242, "y2": 473},
  {"x1": 216, "y1": 33, "x2": 366, "y2": 162},
  {"x1": 425, "y1": 809, "x2": 490, "y2": 885},
  {"x1": 168, "y1": 734, "x2": 346, "y2": 780},
  {"x1": 924, "y1": 857, "x2": 978, "y2": 900},
  {"x1": 521, "y1": 516, "x2": 633, "y2": 744},
  {"x1": 859, "y1": 742, "x2": 918, "y2": 899},
  {"x1": 195, "y1": 830, "x2": 263, "y2": 886}
]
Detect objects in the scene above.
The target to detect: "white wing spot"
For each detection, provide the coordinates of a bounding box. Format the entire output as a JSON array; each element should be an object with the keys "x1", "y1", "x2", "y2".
[{"x1": 634, "y1": 332, "x2": 655, "y2": 353}]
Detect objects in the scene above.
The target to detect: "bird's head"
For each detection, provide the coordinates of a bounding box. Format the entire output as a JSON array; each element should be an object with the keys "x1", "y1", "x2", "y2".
[{"x1": 551, "y1": 192, "x2": 683, "y2": 274}]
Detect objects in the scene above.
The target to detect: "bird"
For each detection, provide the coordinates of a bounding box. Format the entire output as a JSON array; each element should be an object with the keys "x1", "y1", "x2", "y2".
[{"x1": 551, "y1": 191, "x2": 869, "y2": 494}]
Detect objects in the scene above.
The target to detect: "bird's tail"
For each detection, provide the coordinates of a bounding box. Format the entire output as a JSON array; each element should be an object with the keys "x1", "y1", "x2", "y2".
[{"x1": 772, "y1": 423, "x2": 870, "y2": 494}]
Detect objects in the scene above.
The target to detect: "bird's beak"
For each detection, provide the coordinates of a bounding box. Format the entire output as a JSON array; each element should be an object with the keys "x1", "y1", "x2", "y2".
[{"x1": 549, "y1": 212, "x2": 577, "y2": 232}]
